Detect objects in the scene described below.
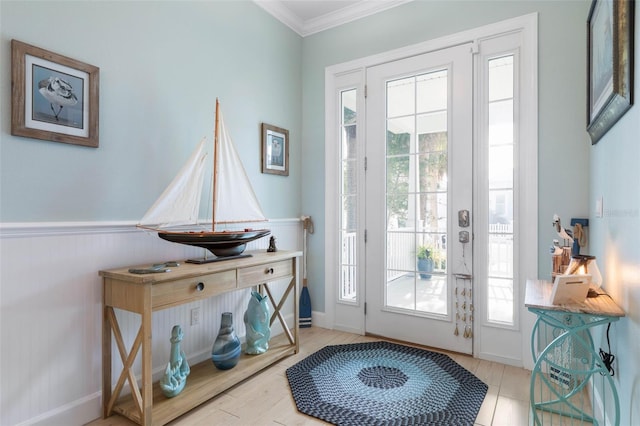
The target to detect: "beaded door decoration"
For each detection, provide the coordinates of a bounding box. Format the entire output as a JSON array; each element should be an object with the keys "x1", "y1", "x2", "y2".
[{"x1": 454, "y1": 274, "x2": 473, "y2": 338}]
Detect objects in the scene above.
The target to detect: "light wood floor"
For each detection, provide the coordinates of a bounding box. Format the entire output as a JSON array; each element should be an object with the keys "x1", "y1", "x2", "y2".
[{"x1": 87, "y1": 327, "x2": 533, "y2": 426}]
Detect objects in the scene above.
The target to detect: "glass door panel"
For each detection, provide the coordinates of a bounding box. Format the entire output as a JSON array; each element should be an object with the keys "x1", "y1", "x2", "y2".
[{"x1": 365, "y1": 44, "x2": 473, "y2": 354}]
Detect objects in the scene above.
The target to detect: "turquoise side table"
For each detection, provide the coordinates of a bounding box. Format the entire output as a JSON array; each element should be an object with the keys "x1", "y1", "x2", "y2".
[{"x1": 525, "y1": 280, "x2": 624, "y2": 425}]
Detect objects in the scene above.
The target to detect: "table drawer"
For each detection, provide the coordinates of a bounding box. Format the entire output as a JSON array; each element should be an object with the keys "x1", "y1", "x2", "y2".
[
  {"x1": 238, "y1": 259, "x2": 292, "y2": 288},
  {"x1": 152, "y1": 270, "x2": 236, "y2": 309}
]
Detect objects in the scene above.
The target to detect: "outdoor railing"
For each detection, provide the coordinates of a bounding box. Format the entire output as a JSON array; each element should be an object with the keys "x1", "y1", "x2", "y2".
[{"x1": 340, "y1": 222, "x2": 513, "y2": 300}]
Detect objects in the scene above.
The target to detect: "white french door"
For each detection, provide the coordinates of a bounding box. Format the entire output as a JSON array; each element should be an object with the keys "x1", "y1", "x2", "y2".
[
  {"x1": 326, "y1": 14, "x2": 537, "y2": 365},
  {"x1": 365, "y1": 44, "x2": 474, "y2": 354}
]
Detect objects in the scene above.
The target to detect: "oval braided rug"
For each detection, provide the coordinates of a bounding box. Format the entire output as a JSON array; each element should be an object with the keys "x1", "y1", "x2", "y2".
[{"x1": 286, "y1": 341, "x2": 488, "y2": 425}]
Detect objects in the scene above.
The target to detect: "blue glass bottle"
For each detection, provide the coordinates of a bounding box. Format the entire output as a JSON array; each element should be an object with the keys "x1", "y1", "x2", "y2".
[
  {"x1": 211, "y1": 312, "x2": 241, "y2": 370},
  {"x1": 244, "y1": 291, "x2": 270, "y2": 354}
]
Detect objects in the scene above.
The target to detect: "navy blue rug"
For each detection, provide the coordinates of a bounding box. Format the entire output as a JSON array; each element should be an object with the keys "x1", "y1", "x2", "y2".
[{"x1": 286, "y1": 341, "x2": 488, "y2": 425}]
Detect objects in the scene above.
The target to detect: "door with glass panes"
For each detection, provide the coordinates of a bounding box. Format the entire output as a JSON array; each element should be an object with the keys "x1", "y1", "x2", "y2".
[{"x1": 365, "y1": 44, "x2": 473, "y2": 354}]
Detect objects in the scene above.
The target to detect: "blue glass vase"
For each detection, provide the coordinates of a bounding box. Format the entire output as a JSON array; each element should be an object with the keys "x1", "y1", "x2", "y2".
[
  {"x1": 244, "y1": 291, "x2": 271, "y2": 354},
  {"x1": 211, "y1": 312, "x2": 241, "y2": 370}
]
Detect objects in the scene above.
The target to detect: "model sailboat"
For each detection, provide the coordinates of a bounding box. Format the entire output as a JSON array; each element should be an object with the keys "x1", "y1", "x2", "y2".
[{"x1": 138, "y1": 99, "x2": 270, "y2": 259}]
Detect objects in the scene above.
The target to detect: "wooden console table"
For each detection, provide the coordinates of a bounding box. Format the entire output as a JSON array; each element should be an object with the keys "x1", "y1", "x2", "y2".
[{"x1": 100, "y1": 250, "x2": 302, "y2": 426}]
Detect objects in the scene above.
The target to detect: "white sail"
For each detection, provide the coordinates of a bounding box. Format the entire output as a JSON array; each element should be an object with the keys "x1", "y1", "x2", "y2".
[
  {"x1": 139, "y1": 138, "x2": 207, "y2": 228},
  {"x1": 215, "y1": 110, "x2": 266, "y2": 225}
]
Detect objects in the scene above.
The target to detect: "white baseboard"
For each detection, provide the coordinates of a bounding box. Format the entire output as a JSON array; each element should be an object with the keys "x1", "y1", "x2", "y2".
[
  {"x1": 333, "y1": 324, "x2": 365, "y2": 335},
  {"x1": 477, "y1": 351, "x2": 523, "y2": 368},
  {"x1": 16, "y1": 392, "x2": 102, "y2": 426},
  {"x1": 309, "y1": 311, "x2": 330, "y2": 329}
]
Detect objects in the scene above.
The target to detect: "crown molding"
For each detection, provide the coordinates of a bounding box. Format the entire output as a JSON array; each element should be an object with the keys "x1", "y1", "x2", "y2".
[
  {"x1": 254, "y1": 0, "x2": 414, "y2": 37},
  {"x1": 304, "y1": 0, "x2": 413, "y2": 36},
  {"x1": 254, "y1": 1, "x2": 306, "y2": 35}
]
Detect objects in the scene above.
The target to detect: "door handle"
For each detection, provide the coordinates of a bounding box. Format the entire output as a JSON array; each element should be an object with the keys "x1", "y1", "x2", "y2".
[{"x1": 458, "y1": 210, "x2": 470, "y2": 227}]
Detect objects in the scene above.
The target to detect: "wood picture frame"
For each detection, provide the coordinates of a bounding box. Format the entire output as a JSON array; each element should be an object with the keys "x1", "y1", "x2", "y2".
[
  {"x1": 261, "y1": 123, "x2": 289, "y2": 176},
  {"x1": 586, "y1": 0, "x2": 634, "y2": 144},
  {"x1": 11, "y1": 39, "x2": 100, "y2": 148}
]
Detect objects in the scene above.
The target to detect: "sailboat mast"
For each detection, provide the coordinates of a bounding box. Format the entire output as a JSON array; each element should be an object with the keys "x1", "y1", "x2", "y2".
[{"x1": 212, "y1": 98, "x2": 220, "y2": 232}]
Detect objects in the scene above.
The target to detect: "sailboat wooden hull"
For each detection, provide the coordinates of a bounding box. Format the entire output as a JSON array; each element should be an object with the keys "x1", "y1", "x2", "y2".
[{"x1": 158, "y1": 229, "x2": 271, "y2": 257}]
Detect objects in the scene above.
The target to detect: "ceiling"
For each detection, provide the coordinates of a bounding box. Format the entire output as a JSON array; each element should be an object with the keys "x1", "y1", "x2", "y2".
[{"x1": 254, "y1": 0, "x2": 414, "y2": 36}]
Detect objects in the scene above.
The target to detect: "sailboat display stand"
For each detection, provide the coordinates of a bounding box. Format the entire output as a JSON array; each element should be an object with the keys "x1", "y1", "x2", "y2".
[
  {"x1": 185, "y1": 252, "x2": 252, "y2": 265},
  {"x1": 138, "y1": 99, "x2": 270, "y2": 261}
]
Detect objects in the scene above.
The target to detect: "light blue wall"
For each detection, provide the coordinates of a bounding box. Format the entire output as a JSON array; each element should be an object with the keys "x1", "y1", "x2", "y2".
[
  {"x1": 0, "y1": 1, "x2": 302, "y2": 222},
  {"x1": 299, "y1": 2, "x2": 638, "y2": 423},
  {"x1": 4, "y1": 1, "x2": 637, "y2": 423},
  {"x1": 589, "y1": 2, "x2": 640, "y2": 422},
  {"x1": 301, "y1": 0, "x2": 591, "y2": 312}
]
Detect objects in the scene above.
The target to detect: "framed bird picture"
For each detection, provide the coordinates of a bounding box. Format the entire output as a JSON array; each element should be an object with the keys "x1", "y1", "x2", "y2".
[{"x1": 11, "y1": 40, "x2": 100, "y2": 148}]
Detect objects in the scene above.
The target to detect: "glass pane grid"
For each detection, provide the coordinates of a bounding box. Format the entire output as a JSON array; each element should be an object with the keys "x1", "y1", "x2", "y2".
[
  {"x1": 384, "y1": 70, "x2": 449, "y2": 317},
  {"x1": 488, "y1": 55, "x2": 514, "y2": 101},
  {"x1": 342, "y1": 161, "x2": 357, "y2": 193},
  {"x1": 488, "y1": 232, "x2": 513, "y2": 278},
  {"x1": 387, "y1": 77, "x2": 415, "y2": 118},
  {"x1": 489, "y1": 99, "x2": 514, "y2": 147},
  {"x1": 339, "y1": 89, "x2": 357, "y2": 303},
  {"x1": 385, "y1": 269, "x2": 448, "y2": 315},
  {"x1": 340, "y1": 264, "x2": 357, "y2": 301},
  {"x1": 341, "y1": 125, "x2": 357, "y2": 159},
  {"x1": 487, "y1": 277, "x2": 514, "y2": 323},
  {"x1": 486, "y1": 55, "x2": 515, "y2": 326},
  {"x1": 342, "y1": 89, "x2": 357, "y2": 124}
]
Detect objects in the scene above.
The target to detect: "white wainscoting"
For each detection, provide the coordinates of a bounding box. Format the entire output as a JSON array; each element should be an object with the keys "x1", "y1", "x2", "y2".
[{"x1": 0, "y1": 219, "x2": 301, "y2": 426}]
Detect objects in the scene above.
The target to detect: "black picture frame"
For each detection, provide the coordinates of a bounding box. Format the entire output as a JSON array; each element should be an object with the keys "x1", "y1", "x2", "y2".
[{"x1": 586, "y1": 0, "x2": 634, "y2": 144}]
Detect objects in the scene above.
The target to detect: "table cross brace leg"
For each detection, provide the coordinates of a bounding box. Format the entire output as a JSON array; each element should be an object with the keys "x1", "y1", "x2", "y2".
[
  {"x1": 106, "y1": 307, "x2": 144, "y2": 419},
  {"x1": 262, "y1": 278, "x2": 295, "y2": 345}
]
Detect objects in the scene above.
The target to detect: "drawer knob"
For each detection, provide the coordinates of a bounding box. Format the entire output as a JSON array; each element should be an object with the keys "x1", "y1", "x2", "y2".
[
  {"x1": 266, "y1": 267, "x2": 274, "y2": 274},
  {"x1": 196, "y1": 282, "x2": 205, "y2": 291}
]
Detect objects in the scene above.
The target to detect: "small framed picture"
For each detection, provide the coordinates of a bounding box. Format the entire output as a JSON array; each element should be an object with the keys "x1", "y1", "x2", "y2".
[
  {"x1": 261, "y1": 123, "x2": 289, "y2": 176},
  {"x1": 11, "y1": 39, "x2": 100, "y2": 148}
]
